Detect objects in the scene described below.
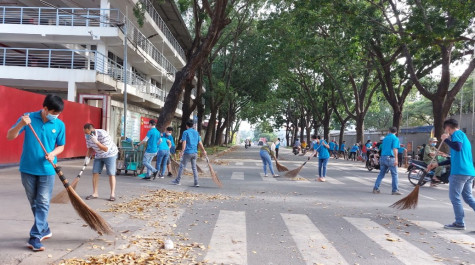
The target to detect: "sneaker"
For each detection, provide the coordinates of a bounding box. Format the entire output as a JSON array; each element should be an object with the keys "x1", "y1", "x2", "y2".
[
  {"x1": 372, "y1": 188, "x2": 380, "y2": 194},
  {"x1": 444, "y1": 223, "x2": 465, "y2": 230},
  {"x1": 392, "y1": 191, "x2": 402, "y2": 195},
  {"x1": 273, "y1": 174, "x2": 280, "y2": 178},
  {"x1": 171, "y1": 180, "x2": 180, "y2": 185},
  {"x1": 167, "y1": 172, "x2": 173, "y2": 177},
  {"x1": 152, "y1": 171, "x2": 158, "y2": 180},
  {"x1": 160, "y1": 175, "x2": 165, "y2": 179},
  {"x1": 264, "y1": 174, "x2": 268, "y2": 177},
  {"x1": 143, "y1": 176, "x2": 151, "y2": 180},
  {"x1": 193, "y1": 183, "x2": 200, "y2": 187},
  {"x1": 27, "y1": 237, "x2": 45, "y2": 251},
  {"x1": 40, "y1": 228, "x2": 52, "y2": 241}
]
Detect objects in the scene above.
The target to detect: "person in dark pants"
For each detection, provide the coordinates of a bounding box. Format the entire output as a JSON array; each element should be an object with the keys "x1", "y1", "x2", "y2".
[
  {"x1": 7, "y1": 94, "x2": 65, "y2": 252},
  {"x1": 274, "y1": 138, "x2": 281, "y2": 159},
  {"x1": 397, "y1": 144, "x2": 406, "y2": 167},
  {"x1": 309, "y1": 135, "x2": 330, "y2": 182},
  {"x1": 427, "y1": 119, "x2": 475, "y2": 230},
  {"x1": 372, "y1": 127, "x2": 401, "y2": 195}
]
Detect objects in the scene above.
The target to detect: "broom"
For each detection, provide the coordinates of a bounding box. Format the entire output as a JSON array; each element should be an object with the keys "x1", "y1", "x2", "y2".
[
  {"x1": 51, "y1": 155, "x2": 92, "y2": 204},
  {"x1": 390, "y1": 142, "x2": 445, "y2": 210},
  {"x1": 284, "y1": 143, "x2": 321, "y2": 178},
  {"x1": 28, "y1": 124, "x2": 113, "y2": 235},
  {"x1": 271, "y1": 154, "x2": 288, "y2": 172},
  {"x1": 170, "y1": 157, "x2": 179, "y2": 175},
  {"x1": 206, "y1": 156, "x2": 222, "y2": 188}
]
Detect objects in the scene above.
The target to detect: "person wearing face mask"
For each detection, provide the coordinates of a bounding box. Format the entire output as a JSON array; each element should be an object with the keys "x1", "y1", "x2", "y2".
[
  {"x1": 7, "y1": 94, "x2": 65, "y2": 252},
  {"x1": 427, "y1": 119, "x2": 475, "y2": 230},
  {"x1": 136, "y1": 119, "x2": 160, "y2": 180},
  {"x1": 83, "y1": 123, "x2": 118, "y2": 202},
  {"x1": 423, "y1": 137, "x2": 448, "y2": 185},
  {"x1": 164, "y1": 127, "x2": 176, "y2": 177}
]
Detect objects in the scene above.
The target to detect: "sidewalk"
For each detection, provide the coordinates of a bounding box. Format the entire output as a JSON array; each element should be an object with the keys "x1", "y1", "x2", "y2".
[{"x1": 0, "y1": 158, "x2": 203, "y2": 265}]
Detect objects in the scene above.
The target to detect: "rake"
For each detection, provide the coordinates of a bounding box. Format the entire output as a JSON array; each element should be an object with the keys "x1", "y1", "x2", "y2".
[{"x1": 28, "y1": 124, "x2": 113, "y2": 235}]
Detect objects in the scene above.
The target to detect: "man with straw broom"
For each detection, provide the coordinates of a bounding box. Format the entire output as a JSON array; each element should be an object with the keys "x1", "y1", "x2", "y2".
[
  {"x1": 372, "y1": 127, "x2": 402, "y2": 195},
  {"x1": 171, "y1": 120, "x2": 207, "y2": 187},
  {"x1": 7, "y1": 94, "x2": 65, "y2": 251},
  {"x1": 427, "y1": 119, "x2": 475, "y2": 230}
]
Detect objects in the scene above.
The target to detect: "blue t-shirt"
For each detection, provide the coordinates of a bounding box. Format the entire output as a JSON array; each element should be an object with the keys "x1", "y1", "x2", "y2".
[
  {"x1": 350, "y1": 145, "x2": 358, "y2": 152},
  {"x1": 15, "y1": 110, "x2": 66, "y2": 176},
  {"x1": 381, "y1": 133, "x2": 400, "y2": 156},
  {"x1": 365, "y1": 143, "x2": 372, "y2": 149},
  {"x1": 158, "y1": 134, "x2": 170, "y2": 151},
  {"x1": 145, "y1": 127, "x2": 160, "y2": 153},
  {"x1": 335, "y1": 144, "x2": 339, "y2": 151},
  {"x1": 316, "y1": 140, "x2": 330, "y2": 159},
  {"x1": 182, "y1": 128, "x2": 201, "y2": 154},
  {"x1": 340, "y1": 144, "x2": 346, "y2": 151},
  {"x1": 450, "y1": 130, "x2": 475, "y2": 176},
  {"x1": 397, "y1": 147, "x2": 406, "y2": 154},
  {"x1": 329, "y1": 142, "x2": 335, "y2": 151},
  {"x1": 276, "y1": 142, "x2": 280, "y2": 149}
]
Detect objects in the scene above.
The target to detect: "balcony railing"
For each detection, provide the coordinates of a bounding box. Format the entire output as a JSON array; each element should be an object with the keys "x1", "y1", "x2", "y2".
[
  {"x1": 139, "y1": 0, "x2": 186, "y2": 61},
  {"x1": 0, "y1": 6, "x2": 180, "y2": 75},
  {"x1": 0, "y1": 6, "x2": 122, "y2": 27},
  {"x1": 0, "y1": 47, "x2": 170, "y2": 103}
]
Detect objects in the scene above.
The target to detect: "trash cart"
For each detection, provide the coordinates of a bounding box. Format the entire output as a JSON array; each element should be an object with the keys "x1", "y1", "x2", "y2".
[{"x1": 116, "y1": 140, "x2": 143, "y2": 176}]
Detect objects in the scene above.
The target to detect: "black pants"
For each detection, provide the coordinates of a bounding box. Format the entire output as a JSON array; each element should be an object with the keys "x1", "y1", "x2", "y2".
[
  {"x1": 349, "y1": 152, "x2": 356, "y2": 161},
  {"x1": 398, "y1": 153, "x2": 403, "y2": 167},
  {"x1": 275, "y1": 148, "x2": 279, "y2": 159}
]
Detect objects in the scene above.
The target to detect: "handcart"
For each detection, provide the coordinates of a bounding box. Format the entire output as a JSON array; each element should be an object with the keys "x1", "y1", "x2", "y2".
[{"x1": 116, "y1": 140, "x2": 145, "y2": 176}]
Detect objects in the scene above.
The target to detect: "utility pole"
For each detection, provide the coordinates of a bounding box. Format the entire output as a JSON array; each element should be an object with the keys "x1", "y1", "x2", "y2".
[{"x1": 123, "y1": 7, "x2": 128, "y2": 139}]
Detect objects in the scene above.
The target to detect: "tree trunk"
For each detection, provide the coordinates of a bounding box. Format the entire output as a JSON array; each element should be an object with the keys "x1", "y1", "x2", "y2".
[
  {"x1": 392, "y1": 108, "x2": 402, "y2": 135},
  {"x1": 179, "y1": 82, "x2": 195, "y2": 140},
  {"x1": 204, "y1": 108, "x2": 217, "y2": 146},
  {"x1": 355, "y1": 114, "x2": 364, "y2": 144}
]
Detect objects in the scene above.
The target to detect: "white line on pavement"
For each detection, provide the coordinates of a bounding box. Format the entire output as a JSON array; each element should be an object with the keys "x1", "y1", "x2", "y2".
[
  {"x1": 205, "y1": 210, "x2": 247, "y2": 264},
  {"x1": 235, "y1": 162, "x2": 244, "y2": 166},
  {"x1": 282, "y1": 213, "x2": 349, "y2": 265},
  {"x1": 231, "y1": 172, "x2": 245, "y2": 180},
  {"x1": 412, "y1": 220, "x2": 475, "y2": 253},
  {"x1": 321, "y1": 176, "x2": 345, "y2": 185},
  {"x1": 260, "y1": 173, "x2": 277, "y2": 181},
  {"x1": 345, "y1": 176, "x2": 374, "y2": 186},
  {"x1": 344, "y1": 217, "x2": 436, "y2": 265}
]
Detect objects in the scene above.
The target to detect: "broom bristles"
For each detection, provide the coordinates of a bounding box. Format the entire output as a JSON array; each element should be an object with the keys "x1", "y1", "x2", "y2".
[
  {"x1": 275, "y1": 161, "x2": 289, "y2": 172},
  {"x1": 284, "y1": 163, "x2": 306, "y2": 178},
  {"x1": 208, "y1": 163, "x2": 222, "y2": 188},
  {"x1": 171, "y1": 159, "x2": 179, "y2": 175},
  {"x1": 66, "y1": 186, "x2": 113, "y2": 234},
  {"x1": 390, "y1": 185, "x2": 420, "y2": 210},
  {"x1": 197, "y1": 164, "x2": 204, "y2": 173},
  {"x1": 51, "y1": 177, "x2": 80, "y2": 204}
]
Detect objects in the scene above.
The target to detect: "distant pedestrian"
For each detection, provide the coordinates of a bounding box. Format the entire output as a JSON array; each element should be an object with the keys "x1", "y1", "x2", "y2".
[
  {"x1": 427, "y1": 119, "x2": 475, "y2": 230},
  {"x1": 329, "y1": 140, "x2": 335, "y2": 158},
  {"x1": 310, "y1": 135, "x2": 330, "y2": 182},
  {"x1": 372, "y1": 127, "x2": 401, "y2": 195},
  {"x1": 171, "y1": 120, "x2": 207, "y2": 186},
  {"x1": 83, "y1": 123, "x2": 118, "y2": 201},
  {"x1": 7, "y1": 94, "x2": 65, "y2": 252},
  {"x1": 136, "y1": 119, "x2": 160, "y2": 180},
  {"x1": 397, "y1": 144, "x2": 407, "y2": 167},
  {"x1": 349, "y1": 144, "x2": 358, "y2": 161},
  {"x1": 275, "y1": 138, "x2": 281, "y2": 159},
  {"x1": 339, "y1": 141, "x2": 346, "y2": 159},
  {"x1": 260, "y1": 142, "x2": 279, "y2": 178}
]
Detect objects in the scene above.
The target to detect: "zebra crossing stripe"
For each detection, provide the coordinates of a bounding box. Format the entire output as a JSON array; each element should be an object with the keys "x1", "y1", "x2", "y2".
[
  {"x1": 345, "y1": 176, "x2": 374, "y2": 186},
  {"x1": 344, "y1": 217, "x2": 435, "y2": 265},
  {"x1": 256, "y1": 162, "x2": 262, "y2": 166},
  {"x1": 412, "y1": 220, "x2": 475, "y2": 253},
  {"x1": 322, "y1": 176, "x2": 344, "y2": 185},
  {"x1": 204, "y1": 210, "x2": 247, "y2": 264},
  {"x1": 235, "y1": 162, "x2": 244, "y2": 166},
  {"x1": 281, "y1": 213, "x2": 349, "y2": 265},
  {"x1": 231, "y1": 172, "x2": 245, "y2": 180}
]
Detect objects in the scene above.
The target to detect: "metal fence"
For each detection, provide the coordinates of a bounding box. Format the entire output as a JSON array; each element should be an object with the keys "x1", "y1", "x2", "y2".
[
  {"x1": 0, "y1": 47, "x2": 166, "y2": 101},
  {"x1": 0, "y1": 6, "x2": 122, "y2": 27}
]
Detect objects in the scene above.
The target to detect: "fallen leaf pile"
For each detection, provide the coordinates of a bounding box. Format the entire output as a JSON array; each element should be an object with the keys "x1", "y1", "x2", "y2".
[
  {"x1": 211, "y1": 159, "x2": 229, "y2": 166},
  {"x1": 59, "y1": 189, "x2": 228, "y2": 264},
  {"x1": 102, "y1": 189, "x2": 228, "y2": 219},
  {"x1": 292, "y1": 177, "x2": 308, "y2": 181}
]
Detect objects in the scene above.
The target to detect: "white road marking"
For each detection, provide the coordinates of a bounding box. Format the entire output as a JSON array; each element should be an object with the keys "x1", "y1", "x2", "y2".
[
  {"x1": 260, "y1": 173, "x2": 277, "y2": 181},
  {"x1": 235, "y1": 162, "x2": 244, "y2": 166},
  {"x1": 205, "y1": 211, "x2": 247, "y2": 264},
  {"x1": 344, "y1": 217, "x2": 436, "y2": 265},
  {"x1": 412, "y1": 220, "x2": 475, "y2": 253},
  {"x1": 231, "y1": 172, "x2": 245, "y2": 180},
  {"x1": 321, "y1": 176, "x2": 345, "y2": 185},
  {"x1": 282, "y1": 213, "x2": 348, "y2": 265},
  {"x1": 345, "y1": 176, "x2": 374, "y2": 186}
]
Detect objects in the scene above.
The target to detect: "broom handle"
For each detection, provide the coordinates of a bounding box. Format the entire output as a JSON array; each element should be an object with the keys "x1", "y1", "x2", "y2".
[{"x1": 27, "y1": 124, "x2": 71, "y2": 188}]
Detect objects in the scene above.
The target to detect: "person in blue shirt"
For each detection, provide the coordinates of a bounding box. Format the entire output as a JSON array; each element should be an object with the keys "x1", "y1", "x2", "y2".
[
  {"x1": 164, "y1": 127, "x2": 176, "y2": 177},
  {"x1": 329, "y1": 140, "x2": 335, "y2": 155},
  {"x1": 137, "y1": 119, "x2": 160, "y2": 180},
  {"x1": 428, "y1": 119, "x2": 475, "y2": 230},
  {"x1": 274, "y1": 138, "x2": 281, "y2": 159},
  {"x1": 7, "y1": 94, "x2": 65, "y2": 252},
  {"x1": 155, "y1": 131, "x2": 172, "y2": 179},
  {"x1": 349, "y1": 144, "x2": 359, "y2": 161},
  {"x1": 309, "y1": 135, "x2": 330, "y2": 182},
  {"x1": 172, "y1": 120, "x2": 207, "y2": 186},
  {"x1": 334, "y1": 143, "x2": 339, "y2": 159},
  {"x1": 339, "y1": 141, "x2": 346, "y2": 159},
  {"x1": 397, "y1": 144, "x2": 407, "y2": 167},
  {"x1": 372, "y1": 127, "x2": 401, "y2": 195}
]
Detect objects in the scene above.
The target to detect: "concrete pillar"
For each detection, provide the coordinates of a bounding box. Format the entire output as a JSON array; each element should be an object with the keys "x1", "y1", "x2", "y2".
[
  {"x1": 67, "y1": 80, "x2": 77, "y2": 102},
  {"x1": 100, "y1": 0, "x2": 111, "y2": 27}
]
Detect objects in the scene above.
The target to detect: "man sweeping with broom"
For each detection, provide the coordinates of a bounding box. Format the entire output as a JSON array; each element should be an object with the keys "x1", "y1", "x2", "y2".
[
  {"x1": 7, "y1": 94, "x2": 65, "y2": 252},
  {"x1": 427, "y1": 119, "x2": 475, "y2": 230}
]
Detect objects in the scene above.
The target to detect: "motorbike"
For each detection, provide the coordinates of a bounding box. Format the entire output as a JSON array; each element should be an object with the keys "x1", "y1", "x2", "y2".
[
  {"x1": 292, "y1": 146, "x2": 300, "y2": 155},
  {"x1": 366, "y1": 149, "x2": 380, "y2": 171},
  {"x1": 407, "y1": 159, "x2": 450, "y2": 186}
]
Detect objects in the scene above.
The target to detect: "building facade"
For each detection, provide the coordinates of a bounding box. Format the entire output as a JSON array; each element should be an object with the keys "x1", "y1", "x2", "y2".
[{"x1": 0, "y1": 0, "x2": 198, "y2": 144}]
